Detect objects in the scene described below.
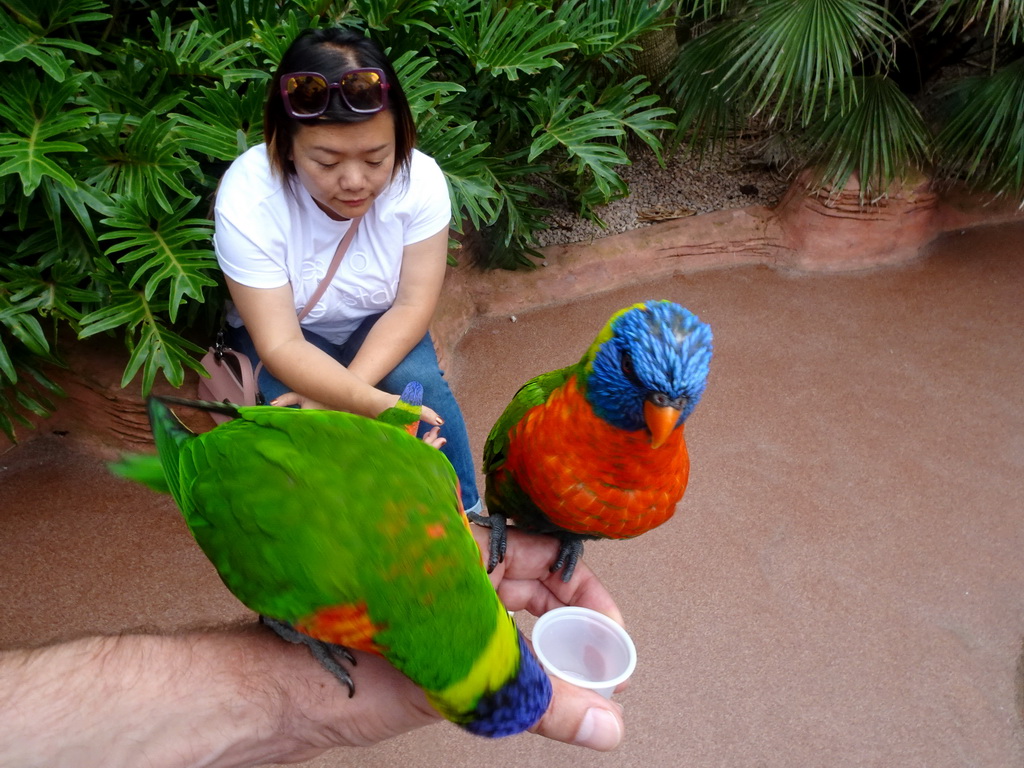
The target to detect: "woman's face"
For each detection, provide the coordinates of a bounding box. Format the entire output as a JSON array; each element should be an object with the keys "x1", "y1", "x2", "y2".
[{"x1": 289, "y1": 110, "x2": 397, "y2": 221}]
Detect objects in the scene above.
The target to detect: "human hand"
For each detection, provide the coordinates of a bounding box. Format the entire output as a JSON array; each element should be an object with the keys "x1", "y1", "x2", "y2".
[
  {"x1": 270, "y1": 390, "x2": 445, "y2": 433},
  {"x1": 0, "y1": 527, "x2": 625, "y2": 768},
  {"x1": 475, "y1": 525, "x2": 623, "y2": 626},
  {"x1": 275, "y1": 526, "x2": 624, "y2": 759},
  {"x1": 474, "y1": 525, "x2": 626, "y2": 749},
  {"x1": 420, "y1": 425, "x2": 447, "y2": 449},
  {"x1": 269, "y1": 391, "x2": 328, "y2": 410}
]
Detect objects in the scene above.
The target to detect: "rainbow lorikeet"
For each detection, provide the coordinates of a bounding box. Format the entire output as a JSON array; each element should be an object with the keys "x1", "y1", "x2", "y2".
[
  {"x1": 111, "y1": 386, "x2": 551, "y2": 738},
  {"x1": 472, "y1": 300, "x2": 713, "y2": 582}
]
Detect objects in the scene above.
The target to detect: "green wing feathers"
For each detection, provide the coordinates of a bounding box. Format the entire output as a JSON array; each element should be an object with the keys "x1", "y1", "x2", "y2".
[
  {"x1": 112, "y1": 396, "x2": 542, "y2": 726},
  {"x1": 109, "y1": 396, "x2": 216, "y2": 497}
]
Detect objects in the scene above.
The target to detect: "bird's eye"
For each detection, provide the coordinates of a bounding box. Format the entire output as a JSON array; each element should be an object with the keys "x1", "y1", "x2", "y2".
[{"x1": 620, "y1": 351, "x2": 636, "y2": 380}]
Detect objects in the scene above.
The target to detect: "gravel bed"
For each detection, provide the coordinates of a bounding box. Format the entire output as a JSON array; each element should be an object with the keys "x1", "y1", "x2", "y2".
[{"x1": 535, "y1": 138, "x2": 793, "y2": 247}]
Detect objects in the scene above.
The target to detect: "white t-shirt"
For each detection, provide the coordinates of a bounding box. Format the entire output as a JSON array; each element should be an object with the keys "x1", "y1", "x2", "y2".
[{"x1": 213, "y1": 144, "x2": 451, "y2": 345}]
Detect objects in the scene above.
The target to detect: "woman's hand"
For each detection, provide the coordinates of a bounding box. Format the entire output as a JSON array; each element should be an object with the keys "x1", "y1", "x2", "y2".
[
  {"x1": 420, "y1": 425, "x2": 447, "y2": 449},
  {"x1": 269, "y1": 389, "x2": 444, "y2": 430},
  {"x1": 270, "y1": 391, "x2": 329, "y2": 410}
]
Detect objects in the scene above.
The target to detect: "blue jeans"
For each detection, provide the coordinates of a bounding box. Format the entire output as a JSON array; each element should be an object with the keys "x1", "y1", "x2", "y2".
[{"x1": 225, "y1": 316, "x2": 481, "y2": 515}]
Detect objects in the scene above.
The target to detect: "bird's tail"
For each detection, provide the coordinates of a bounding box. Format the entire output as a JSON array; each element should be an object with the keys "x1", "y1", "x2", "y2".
[
  {"x1": 108, "y1": 451, "x2": 170, "y2": 494},
  {"x1": 376, "y1": 381, "x2": 423, "y2": 436},
  {"x1": 145, "y1": 396, "x2": 204, "y2": 510},
  {"x1": 109, "y1": 396, "x2": 205, "y2": 503},
  {"x1": 428, "y1": 605, "x2": 552, "y2": 737}
]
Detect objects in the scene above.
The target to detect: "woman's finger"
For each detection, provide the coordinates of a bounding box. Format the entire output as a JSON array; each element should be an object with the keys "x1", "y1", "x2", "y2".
[{"x1": 419, "y1": 404, "x2": 443, "y2": 427}]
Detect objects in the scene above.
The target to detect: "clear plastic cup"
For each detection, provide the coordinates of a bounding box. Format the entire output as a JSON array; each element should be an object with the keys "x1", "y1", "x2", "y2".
[{"x1": 530, "y1": 606, "x2": 637, "y2": 698}]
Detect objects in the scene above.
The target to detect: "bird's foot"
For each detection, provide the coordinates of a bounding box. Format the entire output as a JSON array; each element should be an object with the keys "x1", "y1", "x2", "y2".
[
  {"x1": 551, "y1": 538, "x2": 585, "y2": 583},
  {"x1": 260, "y1": 615, "x2": 357, "y2": 697},
  {"x1": 467, "y1": 511, "x2": 507, "y2": 573}
]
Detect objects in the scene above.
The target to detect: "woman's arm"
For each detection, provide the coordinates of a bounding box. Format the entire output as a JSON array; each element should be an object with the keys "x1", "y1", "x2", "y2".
[
  {"x1": 224, "y1": 277, "x2": 441, "y2": 422},
  {"x1": 224, "y1": 225, "x2": 450, "y2": 419},
  {"x1": 224, "y1": 277, "x2": 387, "y2": 416},
  {"x1": 344, "y1": 227, "x2": 449, "y2": 387}
]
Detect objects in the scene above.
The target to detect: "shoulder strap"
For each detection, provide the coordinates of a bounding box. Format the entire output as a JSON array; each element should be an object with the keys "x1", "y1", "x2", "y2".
[
  {"x1": 250, "y1": 217, "x2": 360, "y2": 398},
  {"x1": 297, "y1": 216, "x2": 361, "y2": 321}
]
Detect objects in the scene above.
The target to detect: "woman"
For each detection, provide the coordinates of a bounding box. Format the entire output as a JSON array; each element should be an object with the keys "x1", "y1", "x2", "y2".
[{"x1": 213, "y1": 27, "x2": 480, "y2": 514}]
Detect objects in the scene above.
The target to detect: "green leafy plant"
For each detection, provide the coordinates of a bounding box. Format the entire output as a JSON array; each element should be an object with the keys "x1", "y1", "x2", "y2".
[
  {"x1": 664, "y1": 0, "x2": 1024, "y2": 203},
  {"x1": 0, "y1": 0, "x2": 677, "y2": 440},
  {"x1": 5, "y1": 0, "x2": 1019, "y2": 443}
]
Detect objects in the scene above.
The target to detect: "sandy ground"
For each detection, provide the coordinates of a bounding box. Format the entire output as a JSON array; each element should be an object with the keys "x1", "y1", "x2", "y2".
[{"x1": 2, "y1": 220, "x2": 1023, "y2": 767}]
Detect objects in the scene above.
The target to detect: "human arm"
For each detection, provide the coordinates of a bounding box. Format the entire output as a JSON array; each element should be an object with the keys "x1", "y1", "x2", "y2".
[
  {"x1": 343, "y1": 227, "x2": 448, "y2": 387},
  {"x1": 266, "y1": 226, "x2": 448, "y2": 410},
  {"x1": 0, "y1": 625, "x2": 434, "y2": 768},
  {"x1": 224, "y1": 276, "x2": 441, "y2": 424},
  {"x1": 0, "y1": 529, "x2": 624, "y2": 768}
]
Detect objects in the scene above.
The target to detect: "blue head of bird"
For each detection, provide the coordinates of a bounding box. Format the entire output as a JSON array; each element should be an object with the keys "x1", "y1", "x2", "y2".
[{"x1": 582, "y1": 300, "x2": 713, "y2": 447}]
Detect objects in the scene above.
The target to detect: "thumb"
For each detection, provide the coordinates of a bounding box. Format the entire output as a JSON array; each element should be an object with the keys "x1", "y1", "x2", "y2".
[{"x1": 530, "y1": 676, "x2": 624, "y2": 751}]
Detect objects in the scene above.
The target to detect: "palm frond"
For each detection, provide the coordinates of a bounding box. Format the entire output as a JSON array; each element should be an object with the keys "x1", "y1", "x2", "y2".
[
  {"x1": 80, "y1": 112, "x2": 201, "y2": 214},
  {"x1": 808, "y1": 74, "x2": 930, "y2": 203},
  {"x1": 390, "y1": 49, "x2": 466, "y2": 124},
  {"x1": 528, "y1": 84, "x2": 629, "y2": 206},
  {"x1": 596, "y1": 75, "x2": 675, "y2": 159},
  {"x1": 725, "y1": 0, "x2": 900, "y2": 124},
  {"x1": 98, "y1": 195, "x2": 218, "y2": 322},
  {"x1": 0, "y1": 4, "x2": 104, "y2": 81},
  {"x1": 663, "y1": 24, "x2": 745, "y2": 153},
  {"x1": 353, "y1": 0, "x2": 439, "y2": 34},
  {"x1": 78, "y1": 285, "x2": 208, "y2": 392},
  {"x1": 192, "y1": 0, "x2": 286, "y2": 42},
  {"x1": 0, "y1": 351, "x2": 64, "y2": 442},
  {"x1": 933, "y1": 57, "x2": 1024, "y2": 205},
  {"x1": 419, "y1": 117, "x2": 501, "y2": 233},
  {"x1": 676, "y1": 0, "x2": 734, "y2": 23},
  {"x1": 141, "y1": 13, "x2": 262, "y2": 82},
  {"x1": 915, "y1": 0, "x2": 1024, "y2": 45},
  {"x1": 555, "y1": 0, "x2": 674, "y2": 63},
  {"x1": 173, "y1": 83, "x2": 268, "y2": 162},
  {"x1": 0, "y1": 70, "x2": 94, "y2": 196}
]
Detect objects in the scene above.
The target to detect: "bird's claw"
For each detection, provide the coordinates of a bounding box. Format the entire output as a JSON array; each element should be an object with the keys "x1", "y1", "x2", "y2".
[
  {"x1": 467, "y1": 511, "x2": 507, "y2": 572},
  {"x1": 260, "y1": 615, "x2": 357, "y2": 697},
  {"x1": 550, "y1": 538, "x2": 585, "y2": 583}
]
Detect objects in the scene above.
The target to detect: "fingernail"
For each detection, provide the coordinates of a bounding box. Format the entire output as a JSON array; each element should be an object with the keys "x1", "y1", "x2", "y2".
[
  {"x1": 574, "y1": 707, "x2": 622, "y2": 751},
  {"x1": 436, "y1": 417, "x2": 444, "y2": 426}
]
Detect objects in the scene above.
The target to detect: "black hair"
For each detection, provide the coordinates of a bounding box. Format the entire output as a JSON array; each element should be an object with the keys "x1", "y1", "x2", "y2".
[{"x1": 264, "y1": 28, "x2": 416, "y2": 180}]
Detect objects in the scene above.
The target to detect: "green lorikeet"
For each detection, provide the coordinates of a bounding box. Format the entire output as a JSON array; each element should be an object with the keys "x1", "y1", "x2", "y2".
[
  {"x1": 473, "y1": 300, "x2": 713, "y2": 582},
  {"x1": 112, "y1": 386, "x2": 552, "y2": 738}
]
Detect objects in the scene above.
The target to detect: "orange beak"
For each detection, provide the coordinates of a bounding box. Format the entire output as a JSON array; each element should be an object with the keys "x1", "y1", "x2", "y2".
[{"x1": 644, "y1": 400, "x2": 681, "y2": 449}]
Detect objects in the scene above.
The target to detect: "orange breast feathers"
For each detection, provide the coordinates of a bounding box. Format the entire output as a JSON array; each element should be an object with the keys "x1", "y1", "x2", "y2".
[{"x1": 503, "y1": 376, "x2": 690, "y2": 539}]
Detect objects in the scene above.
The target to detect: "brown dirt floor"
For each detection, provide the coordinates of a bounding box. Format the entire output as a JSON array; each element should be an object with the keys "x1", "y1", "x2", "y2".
[{"x1": 2, "y1": 219, "x2": 1023, "y2": 767}]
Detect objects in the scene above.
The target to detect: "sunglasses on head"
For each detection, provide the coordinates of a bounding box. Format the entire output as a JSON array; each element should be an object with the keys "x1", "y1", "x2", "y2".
[{"x1": 280, "y1": 69, "x2": 390, "y2": 118}]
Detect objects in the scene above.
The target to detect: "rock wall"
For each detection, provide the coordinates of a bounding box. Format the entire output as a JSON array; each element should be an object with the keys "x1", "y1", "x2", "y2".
[{"x1": 434, "y1": 172, "x2": 1021, "y2": 369}]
